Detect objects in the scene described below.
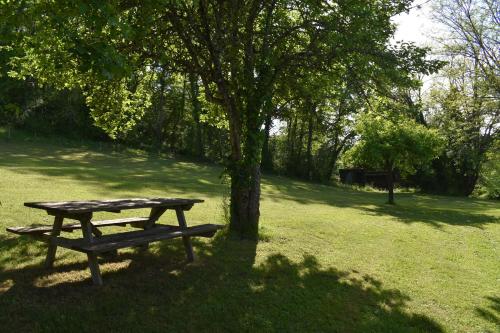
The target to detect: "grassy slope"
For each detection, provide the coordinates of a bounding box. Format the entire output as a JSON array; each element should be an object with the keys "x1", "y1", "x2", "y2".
[{"x1": 0, "y1": 133, "x2": 498, "y2": 332}]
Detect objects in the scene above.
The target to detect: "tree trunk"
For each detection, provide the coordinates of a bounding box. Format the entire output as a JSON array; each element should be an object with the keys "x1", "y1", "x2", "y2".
[
  {"x1": 261, "y1": 112, "x2": 273, "y2": 172},
  {"x1": 306, "y1": 102, "x2": 315, "y2": 180},
  {"x1": 463, "y1": 170, "x2": 480, "y2": 196},
  {"x1": 153, "y1": 70, "x2": 168, "y2": 150},
  {"x1": 386, "y1": 169, "x2": 395, "y2": 204},
  {"x1": 295, "y1": 120, "x2": 306, "y2": 177},
  {"x1": 189, "y1": 73, "x2": 204, "y2": 158},
  {"x1": 229, "y1": 162, "x2": 261, "y2": 238},
  {"x1": 287, "y1": 114, "x2": 297, "y2": 172},
  {"x1": 324, "y1": 149, "x2": 340, "y2": 182},
  {"x1": 169, "y1": 74, "x2": 187, "y2": 152},
  {"x1": 226, "y1": 98, "x2": 262, "y2": 239}
]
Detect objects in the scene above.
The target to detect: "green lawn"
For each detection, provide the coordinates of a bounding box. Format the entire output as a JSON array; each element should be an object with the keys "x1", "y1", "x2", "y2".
[{"x1": 0, "y1": 133, "x2": 499, "y2": 332}]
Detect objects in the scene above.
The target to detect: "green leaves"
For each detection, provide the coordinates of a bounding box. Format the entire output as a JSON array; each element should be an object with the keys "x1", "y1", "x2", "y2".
[
  {"x1": 84, "y1": 70, "x2": 154, "y2": 139},
  {"x1": 345, "y1": 98, "x2": 444, "y2": 175}
]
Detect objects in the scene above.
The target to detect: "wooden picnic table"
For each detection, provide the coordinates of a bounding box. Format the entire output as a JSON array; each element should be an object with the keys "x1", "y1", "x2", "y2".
[{"x1": 6, "y1": 198, "x2": 223, "y2": 285}]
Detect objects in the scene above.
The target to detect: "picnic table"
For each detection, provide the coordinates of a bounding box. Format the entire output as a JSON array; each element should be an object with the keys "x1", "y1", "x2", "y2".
[{"x1": 6, "y1": 198, "x2": 223, "y2": 285}]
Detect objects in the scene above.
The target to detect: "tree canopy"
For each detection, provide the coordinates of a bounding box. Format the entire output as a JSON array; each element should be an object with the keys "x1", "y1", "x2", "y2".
[
  {"x1": 422, "y1": 0, "x2": 500, "y2": 196},
  {"x1": 1, "y1": 0, "x2": 445, "y2": 237}
]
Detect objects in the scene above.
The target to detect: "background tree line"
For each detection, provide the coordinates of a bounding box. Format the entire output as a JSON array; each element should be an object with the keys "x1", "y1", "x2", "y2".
[{"x1": 0, "y1": 1, "x2": 497, "y2": 236}]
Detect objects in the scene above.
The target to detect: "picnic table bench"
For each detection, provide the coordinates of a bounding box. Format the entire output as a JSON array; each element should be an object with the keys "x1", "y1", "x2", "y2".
[{"x1": 6, "y1": 198, "x2": 223, "y2": 285}]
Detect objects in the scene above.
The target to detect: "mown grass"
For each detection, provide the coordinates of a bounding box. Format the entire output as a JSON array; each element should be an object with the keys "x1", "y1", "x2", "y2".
[{"x1": 0, "y1": 131, "x2": 499, "y2": 332}]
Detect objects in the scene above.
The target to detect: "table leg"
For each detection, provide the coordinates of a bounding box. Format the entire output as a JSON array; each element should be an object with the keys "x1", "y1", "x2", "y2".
[
  {"x1": 81, "y1": 215, "x2": 103, "y2": 286},
  {"x1": 81, "y1": 217, "x2": 94, "y2": 242},
  {"x1": 44, "y1": 215, "x2": 64, "y2": 268},
  {"x1": 87, "y1": 253, "x2": 103, "y2": 286},
  {"x1": 175, "y1": 208, "x2": 194, "y2": 262}
]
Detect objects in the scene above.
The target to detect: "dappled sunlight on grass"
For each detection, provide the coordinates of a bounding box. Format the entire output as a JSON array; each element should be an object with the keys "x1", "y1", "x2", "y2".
[
  {"x1": 475, "y1": 296, "x2": 500, "y2": 328},
  {"x1": 1, "y1": 139, "x2": 497, "y2": 229},
  {"x1": 0, "y1": 279, "x2": 14, "y2": 294},
  {"x1": 33, "y1": 260, "x2": 134, "y2": 288},
  {"x1": 0, "y1": 237, "x2": 444, "y2": 331},
  {"x1": 357, "y1": 201, "x2": 499, "y2": 229},
  {"x1": 0, "y1": 142, "x2": 225, "y2": 200},
  {"x1": 0, "y1": 137, "x2": 498, "y2": 331}
]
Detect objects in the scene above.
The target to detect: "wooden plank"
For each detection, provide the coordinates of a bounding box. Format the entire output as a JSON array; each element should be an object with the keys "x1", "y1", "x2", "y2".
[
  {"x1": 45, "y1": 210, "x2": 92, "y2": 221},
  {"x1": 7, "y1": 225, "x2": 58, "y2": 235},
  {"x1": 24, "y1": 198, "x2": 203, "y2": 214},
  {"x1": 45, "y1": 225, "x2": 182, "y2": 250},
  {"x1": 54, "y1": 224, "x2": 223, "y2": 253},
  {"x1": 6, "y1": 217, "x2": 150, "y2": 235},
  {"x1": 84, "y1": 224, "x2": 222, "y2": 252},
  {"x1": 51, "y1": 225, "x2": 181, "y2": 248}
]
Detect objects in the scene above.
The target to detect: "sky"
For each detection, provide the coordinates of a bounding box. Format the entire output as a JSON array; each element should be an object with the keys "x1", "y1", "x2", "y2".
[
  {"x1": 392, "y1": 0, "x2": 446, "y2": 90},
  {"x1": 392, "y1": 0, "x2": 436, "y2": 47}
]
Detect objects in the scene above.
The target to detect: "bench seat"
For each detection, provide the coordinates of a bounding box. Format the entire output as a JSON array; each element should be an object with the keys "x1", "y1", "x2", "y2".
[
  {"x1": 6, "y1": 217, "x2": 150, "y2": 235},
  {"x1": 49, "y1": 224, "x2": 224, "y2": 253}
]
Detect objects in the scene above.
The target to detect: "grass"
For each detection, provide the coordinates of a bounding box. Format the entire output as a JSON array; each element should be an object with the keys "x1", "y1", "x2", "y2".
[{"x1": 0, "y1": 131, "x2": 499, "y2": 332}]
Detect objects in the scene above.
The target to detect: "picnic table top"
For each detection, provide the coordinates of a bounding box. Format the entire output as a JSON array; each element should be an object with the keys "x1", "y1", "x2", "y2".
[{"x1": 24, "y1": 198, "x2": 204, "y2": 214}]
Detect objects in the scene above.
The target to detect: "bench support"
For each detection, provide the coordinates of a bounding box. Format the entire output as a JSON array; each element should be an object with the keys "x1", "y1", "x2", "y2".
[
  {"x1": 145, "y1": 207, "x2": 168, "y2": 229},
  {"x1": 139, "y1": 207, "x2": 168, "y2": 250},
  {"x1": 175, "y1": 208, "x2": 194, "y2": 262}
]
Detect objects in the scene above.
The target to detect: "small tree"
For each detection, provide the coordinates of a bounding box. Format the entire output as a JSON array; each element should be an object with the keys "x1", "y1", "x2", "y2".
[{"x1": 345, "y1": 101, "x2": 443, "y2": 204}]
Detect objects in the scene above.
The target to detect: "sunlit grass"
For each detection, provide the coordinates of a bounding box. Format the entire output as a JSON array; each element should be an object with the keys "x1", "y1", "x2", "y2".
[{"x1": 0, "y1": 133, "x2": 498, "y2": 332}]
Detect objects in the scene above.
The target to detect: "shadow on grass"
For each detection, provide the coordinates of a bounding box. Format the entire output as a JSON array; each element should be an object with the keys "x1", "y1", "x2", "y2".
[
  {"x1": 0, "y1": 235, "x2": 48, "y2": 267},
  {"x1": 356, "y1": 201, "x2": 499, "y2": 229},
  {"x1": 0, "y1": 141, "x2": 497, "y2": 230},
  {"x1": 267, "y1": 178, "x2": 499, "y2": 228},
  {"x1": 0, "y1": 143, "x2": 225, "y2": 198},
  {"x1": 0, "y1": 235, "x2": 443, "y2": 332},
  {"x1": 475, "y1": 296, "x2": 500, "y2": 329}
]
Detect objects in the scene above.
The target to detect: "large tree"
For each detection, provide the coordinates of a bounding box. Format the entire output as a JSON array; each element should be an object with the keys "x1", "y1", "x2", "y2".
[
  {"x1": 425, "y1": 0, "x2": 500, "y2": 195},
  {"x1": 5, "y1": 0, "x2": 438, "y2": 238}
]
